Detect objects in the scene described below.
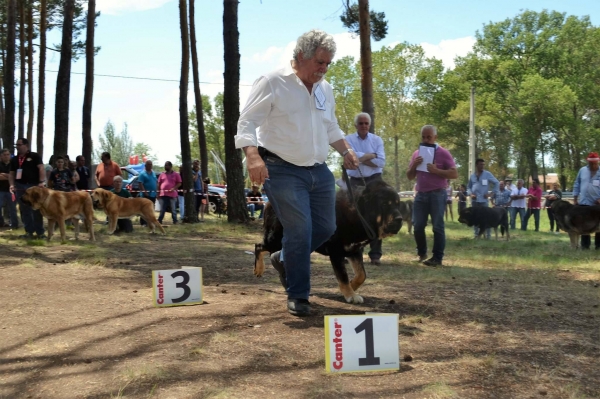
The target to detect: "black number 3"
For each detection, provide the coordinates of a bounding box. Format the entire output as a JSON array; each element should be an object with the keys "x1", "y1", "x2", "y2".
[
  {"x1": 354, "y1": 318, "x2": 381, "y2": 366},
  {"x1": 170, "y1": 271, "x2": 191, "y2": 303}
]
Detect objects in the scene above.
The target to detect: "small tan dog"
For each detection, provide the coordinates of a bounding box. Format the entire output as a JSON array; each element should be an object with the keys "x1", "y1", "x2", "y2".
[
  {"x1": 21, "y1": 186, "x2": 95, "y2": 242},
  {"x1": 91, "y1": 188, "x2": 166, "y2": 235}
]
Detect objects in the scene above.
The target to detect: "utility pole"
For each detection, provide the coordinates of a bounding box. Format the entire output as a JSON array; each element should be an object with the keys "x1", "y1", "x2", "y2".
[{"x1": 468, "y1": 86, "x2": 476, "y2": 177}]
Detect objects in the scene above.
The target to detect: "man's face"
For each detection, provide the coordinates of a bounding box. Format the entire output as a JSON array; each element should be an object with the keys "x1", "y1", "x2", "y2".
[
  {"x1": 102, "y1": 155, "x2": 110, "y2": 165},
  {"x1": 499, "y1": 182, "x2": 504, "y2": 190},
  {"x1": 505, "y1": 180, "x2": 512, "y2": 186},
  {"x1": 355, "y1": 116, "x2": 370, "y2": 137},
  {"x1": 421, "y1": 128, "x2": 437, "y2": 145},
  {"x1": 16, "y1": 140, "x2": 27, "y2": 154},
  {"x1": 589, "y1": 160, "x2": 599, "y2": 170},
  {"x1": 517, "y1": 180, "x2": 523, "y2": 189},
  {"x1": 77, "y1": 157, "x2": 85, "y2": 166},
  {"x1": 553, "y1": 183, "x2": 559, "y2": 190},
  {"x1": 113, "y1": 180, "x2": 123, "y2": 191},
  {"x1": 145, "y1": 161, "x2": 153, "y2": 171},
  {"x1": 476, "y1": 161, "x2": 485, "y2": 172},
  {"x1": 533, "y1": 180, "x2": 539, "y2": 188},
  {"x1": 56, "y1": 159, "x2": 65, "y2": 169},
  {"x1": 69, "y1": 161, "x2": 76, "y2": 170},
  {"x1": 164, "y1": 162, "x2": 172, "y2": 172},
  {"x1": 192, "y1": 161, "x2": 199, "y2": 171},
  {"x1": 296, "y1": 47, "x2": 333, "y2": 86},
  {"x1": 0, "y1": 151, "x2": 10, "y2": 164}
]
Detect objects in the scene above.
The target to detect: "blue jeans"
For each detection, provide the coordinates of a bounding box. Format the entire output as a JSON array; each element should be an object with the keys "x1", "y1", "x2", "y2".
[
  {"x1": 509, "y1": 207, "x2": 526, "y2": 230},
  {"x1": 0, "y1": 191, "x2": 19, "y2": 227},
  {"x1": 523, "y1": 208, "x2": 540, "y2": 231},
  {"x1": 15, "y1": 182, "x2": 44, "y2": 235},
  {"x1": 413, "y1": 189, "x2": 447, "y2": 261},
  {"x1": 263, "y1": 158, "x2": 336, "y2": 300},
  {"x1": 472, "y1": 201, "x2": 491, "y2": 238},
  {"x1": 178, "y1": 195, "x2": 185, "y2": 220},
  {"x1": 247, "y1": 203, "x2": 264, "y2": 219},
  {"x1": 158, "y1": 196, "x2": 178, "y2": 224}
]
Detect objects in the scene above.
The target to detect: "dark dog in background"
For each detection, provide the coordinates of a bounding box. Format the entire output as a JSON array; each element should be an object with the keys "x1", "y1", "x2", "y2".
[
  {"x1": 398, "y1": 199, "x2": 413, "y2": 234},
  {"x1": 458, "y1": 206, "x2": 509, "y2": 241},
  {"x1": 254, "y1": 180, "x2": 403, "y2": 304},
  {"x1": 551, "y1": 200, "x2": 600, "y2": 249}
]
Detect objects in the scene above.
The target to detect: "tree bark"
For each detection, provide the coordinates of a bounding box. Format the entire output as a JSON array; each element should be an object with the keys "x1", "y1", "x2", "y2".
[
  {"x1": 223, "y1": 0, "x2": 247, "y2": 223},
  {"x1": 26, "y1": 2, "x2": 34, "y2": 143},
  {"x1": 53, "y1": 0, "x2": 75, "y2": 157},
  {"x1": 394, "y1": 135, "x2": 400, "y2": 191},
  {"x1": 179, "y1": 0, "x2": 196, "y2": 223},
  {"x1": 37, "y1": 0, "x2": 47, "y2": 159},
  {"x1": 4, "y1": 0, "x2": 16, "y2": 152},
  {"x1": 358, "y1": 0, "x2": 375, "y2": 132},
  {"x1": 82, "y1": 0, "x2": 95, "y2": 183},
  {"x1": 189, "y1": 0, "x2": 209, "y2": 180},
  {"x1": 18, "y1": 0, "x2": 25, "y2": 139}
]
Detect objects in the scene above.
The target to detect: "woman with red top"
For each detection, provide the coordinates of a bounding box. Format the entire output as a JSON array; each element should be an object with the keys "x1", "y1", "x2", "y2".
[{"x1": 523, "y1": 178, "x2": 543, "y2": 231}]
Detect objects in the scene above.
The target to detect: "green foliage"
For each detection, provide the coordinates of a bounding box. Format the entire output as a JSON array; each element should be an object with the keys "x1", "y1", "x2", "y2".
[
  {"x1": 340, "y1": 1, "x2": 388, "y2": 41},
  {"x1": 95, "y1": 121, "x2": 154, "y2": 166}
]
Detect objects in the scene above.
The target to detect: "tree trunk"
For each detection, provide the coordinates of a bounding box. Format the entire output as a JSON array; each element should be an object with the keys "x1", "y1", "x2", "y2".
[
  {"x1": 53, "y1": 0, "x2": 75, "y2": 157},
  {"x1": 37, "y1": 0, "x2": 47, "y2": 159},
  {"x1": 189, "y1": 0, "x2": 209, "y2": 180},
  {"x1": 18, "y1": 0, "x2": 25, "y2": 139},
  {"x1": 82, "y1": 0, "x2": 95, "y2": 183},
  {"x1": 4, "y1": 0, "x2": 16, "y2": 152},
  {"x1": 525, "y1": 147, "x2": 538, "y2": 185},
  {"x1": 179, "y1": 0, "x2": 196, "y2": 223},
  {"x1": 223, "y1": 0, "x2": 247, "y2": 223},
  {"x1": 26, "y1": 2, "x2": 34, "y2": 143},
  {"x1": 394, "y1": 135, "x2": 399, "y2": 191},
  {"x1": 358, "y1": 0, "x2": 375, "y2": 132}
]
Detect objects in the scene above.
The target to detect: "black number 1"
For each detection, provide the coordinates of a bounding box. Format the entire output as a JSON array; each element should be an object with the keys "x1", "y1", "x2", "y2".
[
  {"x1": 354, "y1": 318, "x2": 380, "y2": 366},
  {"x1": 170, "y1": 271, "x2": 191, "y2": 303}
]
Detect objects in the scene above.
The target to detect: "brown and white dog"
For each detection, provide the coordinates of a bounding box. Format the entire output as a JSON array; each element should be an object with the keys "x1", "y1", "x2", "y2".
[
  {"x1": 21, "y1": 186, "x2": 95, "y2": 242},
  {"x1": 551, "y1": 200, "x2": 600, "y2": 249},
  {"x1": 91, "y1": 188, "x2": 166, "y2": 235}
]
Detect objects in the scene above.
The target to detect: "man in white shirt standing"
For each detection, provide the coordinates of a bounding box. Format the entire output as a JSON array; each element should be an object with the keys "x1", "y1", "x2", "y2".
[
  {"x1": 235, "y1": 29, "x2": 359, "y2": 317},
  {"x1": 509, "y1": 179, "x2": 528, "y2": 230},
  {"x1": 346, "y1": 112, "x2": 386, "y2": 265}
]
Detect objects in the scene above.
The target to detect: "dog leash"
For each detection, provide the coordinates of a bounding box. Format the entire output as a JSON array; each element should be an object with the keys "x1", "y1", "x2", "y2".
[{"x1": 342, "y1": 166, "x2": 377, "y2": 242}]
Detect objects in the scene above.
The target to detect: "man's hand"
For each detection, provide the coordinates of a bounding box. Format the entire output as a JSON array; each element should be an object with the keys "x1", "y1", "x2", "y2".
[
  {"x1": 343, "y1": 150, "x2": 359, "y2": 170},
  {"x1": 9, "y1": 185, "x2": 15, "y2": 194},
  {"x1": 412, "y1": 156, "x2": 424, "y2": 167},
  {"x1": 245, "y1": 147, "x2": 269, "y2": 185},
  {"x1": 470, "y1": 194, "x2": 477, "y2": 199}
]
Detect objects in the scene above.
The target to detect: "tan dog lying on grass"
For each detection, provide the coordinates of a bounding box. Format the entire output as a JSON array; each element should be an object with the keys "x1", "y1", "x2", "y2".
[
  {"x1": 91, "y1": 188, "x2": 166, "y2": 235},
  {"x1": 21, "y1": 186, "x2": 95, "y2": 242}
]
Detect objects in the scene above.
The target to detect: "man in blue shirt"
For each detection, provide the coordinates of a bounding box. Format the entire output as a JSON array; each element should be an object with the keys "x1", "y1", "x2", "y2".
[
  {"x1": 137, "y1": 160, "x2": 157, "y2": 226},
  {"x1": 192, "y1": 160, "x2": 204, "y2": 222},
  {"x1": 573, "y1": 151, "x2": 600, "y2": 249},
  {"x1": 467, "y1": 158, "x2": 499, "y2": 238},
  {"x1": 346, "y1": 112, "x2": 386, "y2": 265},
  {"x1": 492, "y1": 181, "x2": 512, "y2": 208}
]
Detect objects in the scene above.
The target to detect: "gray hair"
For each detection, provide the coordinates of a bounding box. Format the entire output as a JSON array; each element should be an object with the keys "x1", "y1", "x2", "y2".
[
  {"x1": 354, "y1": 112, "x2": 371, "y2": 126},
  {"x1": 420, "y1": 125, "x2": 438, "y2": 135},
  {"x1": 113, "y1": 176, "x2": 123, "y2": 183},
  {"x1": 517, "y1": 179, "x2": 524, "y2": 184},
  {"x1": 293, "y1": 29, "x2": 336, "y2": 61}
]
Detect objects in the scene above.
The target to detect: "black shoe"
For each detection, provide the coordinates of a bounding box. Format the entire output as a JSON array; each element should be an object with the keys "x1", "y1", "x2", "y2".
[
  {"x1": 270, "y1": 251, "x2": 287, "y2": 290},
  {"x1": 287, "y1": 298, "x2": 310, "y2": 317},
  {"x1": 36, "y1": 234, "x2": 47, "y2": 240},
  {"x1": 423, "y1": 257, "x2": 442, "y2": 267},
  {"x1": 18, "y1": 233, "x2": 34, "y2": 239}
]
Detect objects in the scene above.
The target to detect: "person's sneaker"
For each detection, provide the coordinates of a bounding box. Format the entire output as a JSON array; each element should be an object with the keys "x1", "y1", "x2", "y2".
[
  {"x1": 370, "y1": 258, "x2": 381, "y2": 265},
  {"x1": 18, "y1": 233, "x2": 34, "y2": 239},
  {"x1": 423, "y1": 257, "x2": 442, "y2": 267},
  {"x1": 270, "y1": 251, "x2": 287, "y2": 290},
  {"x1": 554, "y1": 231, "x2": 560, "y2": 235},
  {"x1": 287, "y1": 298, "x2": 310, "y2": 317},
  {"x1": 412, "y1": 255, "x2": 427, "y2": 263}
]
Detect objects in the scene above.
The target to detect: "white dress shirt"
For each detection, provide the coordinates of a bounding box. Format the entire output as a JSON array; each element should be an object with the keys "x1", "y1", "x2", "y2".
[
  {"x1": 510, "y1": 186, "x2": 528, "y2": 208},
  {"x1": 235, "y1": 63, "x2": 345, "y2": 166},
  {"x1": 345, "y1": 132, "x2": 385, "y2": 178}
]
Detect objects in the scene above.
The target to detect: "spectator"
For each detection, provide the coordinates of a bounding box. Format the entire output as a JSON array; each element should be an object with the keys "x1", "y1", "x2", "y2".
[
  {"x1": 455, "y1": 184, "x2": 468, "y2": 215},
  {"x1": 544, "y1": 182, "x2": 562, "y2": 234},
  {"x1": 407, "y1": 125, "x2": 458, "y2": 267},
  {"x1": 246, "y1": 184, "x2": 265, "y2": 220},
  {"x1": 68, "y1": 160, "x2": 80, "y2": 191},
  {"x1": 192, "y1": 160, "x2": 204, "y2": 222},
  {"x1": 157, "y1": 161, "x2": 181, "y2": 225},
  {"x1": 445, "y1": 180, "x2": 454, "y2": 222},
  {"x1": 492, "y1": 181, "x2": 512, "y2": 209},
  {"x1": 573, "y1": 151, "x2": 600, "y2": 249},
  {"x1": 177, "y1": 165, "x2": 185, "y2": 221},
  {"x1": 510, "y1": 179, "x2": 528, "y2": 230},
  {"x1": 137, "y1": 160, "x2": 158, "y2": 226},
  {"x1": 110, "y1": 176, "x2": 133, "y2": 233},
  {"x1": 346, "y1": 112, "x2": 386, "y2": 264},
  {"x1": 0, "y1": 148, "x2": 19, "y2": 228},
  {"x1": 48, "y1": 156, "x2": 75, "y2": 192},
  {"x1": 504, "y1": 177, "x2": 515, "y2": 192},
  {"x1": 467, "y1": 158, "x2": 499, "y2": 239},
  {"x1": 523, "y1": 178, "x2": 543, "y2": 231},
  {"x1": 45, "y1": 155, "x2": 54, "y2": 184},
  {"x1": 8, "y1": 138, "x2": 46, "y2": 239},
  {"x1": 75, "y1": 155, "x2": 91, "y2": 191},
  {"x1": 95, "y1": 152, "x2": 121, "y2": 190}
]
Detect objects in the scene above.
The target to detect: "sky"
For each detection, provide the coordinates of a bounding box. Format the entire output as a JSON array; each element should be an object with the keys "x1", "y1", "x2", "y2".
[{"x1": 16, "y1": 0, "x2": 600, "y2": 164}]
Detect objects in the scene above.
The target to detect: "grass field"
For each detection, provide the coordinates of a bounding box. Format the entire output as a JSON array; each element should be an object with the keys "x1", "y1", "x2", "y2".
[{"x1": 0, "y1": 205, "x2": 598, "y2": 399}]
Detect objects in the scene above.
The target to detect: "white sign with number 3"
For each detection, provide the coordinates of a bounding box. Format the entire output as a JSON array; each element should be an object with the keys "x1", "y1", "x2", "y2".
[
  {"x1": 324, "y1": 314, "x2": 399, "y2": 373},
  {"x1": 152, "y1": 268, "x2": 203, "y2": 307}
]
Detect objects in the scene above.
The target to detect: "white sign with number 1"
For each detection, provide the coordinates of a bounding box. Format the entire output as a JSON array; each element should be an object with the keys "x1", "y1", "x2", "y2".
[
  {"x1": 324, "y1": 314, "x2": 399, "y2": 373},
  {"x1": 152, "y1": 267, "x2": 203, "y2": 307}
]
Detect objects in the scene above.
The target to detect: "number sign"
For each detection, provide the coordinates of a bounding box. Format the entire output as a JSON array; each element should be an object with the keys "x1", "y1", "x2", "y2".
[
  {"x1": 152, "y1": 268, "x2": 203, "y2": 307},
  {"x1": 324, "y1": 314, "x2": 399, "y2": 373}
]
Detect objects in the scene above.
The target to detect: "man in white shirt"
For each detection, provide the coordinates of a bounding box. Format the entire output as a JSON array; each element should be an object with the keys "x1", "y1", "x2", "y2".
[
  {"x1": 509, "y1": 179, "x2": 528, "y2": 230},
  {"x1": 346, "y1": 112, "x2": 386, "y2": 265},
  {"x1": 235, "y1": 29, "x2": 359, "y2": 317}
]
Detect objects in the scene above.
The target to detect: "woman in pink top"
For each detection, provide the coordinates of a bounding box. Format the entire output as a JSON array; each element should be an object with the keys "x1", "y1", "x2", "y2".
[{"x1": 157, "y1": 161, "x2": 182, "y2": 224}]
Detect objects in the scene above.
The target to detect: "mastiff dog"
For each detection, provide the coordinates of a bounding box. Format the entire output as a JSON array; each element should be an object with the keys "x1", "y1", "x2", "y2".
[
  {"x1": 254, "y1": 180, "x2": 403, "y2": 304},
  {"x1": 458, "y1": 206, "x2": 509, "y2": 241},
  {"x1": 551, "y1": 200, "x2": 600, "y2": 249},
  {"x1": 91, "y1": 188, "x2": 166, "y2": 235},
  {"x1": 21, "y1": 186, "x2": 95, "y2": 242}
]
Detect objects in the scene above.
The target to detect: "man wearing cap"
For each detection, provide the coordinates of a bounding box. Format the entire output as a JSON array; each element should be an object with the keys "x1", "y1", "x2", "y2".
[
  {"x1": 573, "y1": 152, "x2": 600, "y2": 249},
  {"x1": 467, "y1": 158, "x2": 499, "y2": 238}
]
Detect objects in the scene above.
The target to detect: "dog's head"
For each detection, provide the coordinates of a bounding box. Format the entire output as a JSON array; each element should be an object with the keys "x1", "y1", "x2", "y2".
[
  {"x1": 458, "y1": 207, "x2": 475, "y2": 226},
  {"x1": 21, "y1": 186, "x2": 48, "y2": 209},
  {"x1": 551, "y1": 200, "x2": 572, "y2": 217},
  {"x1": 91, "y1": 188, "x2": 112, "y2": 209},
  {"x1": 357, "y1": 180, "x2": 403, "y2": 237}
]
